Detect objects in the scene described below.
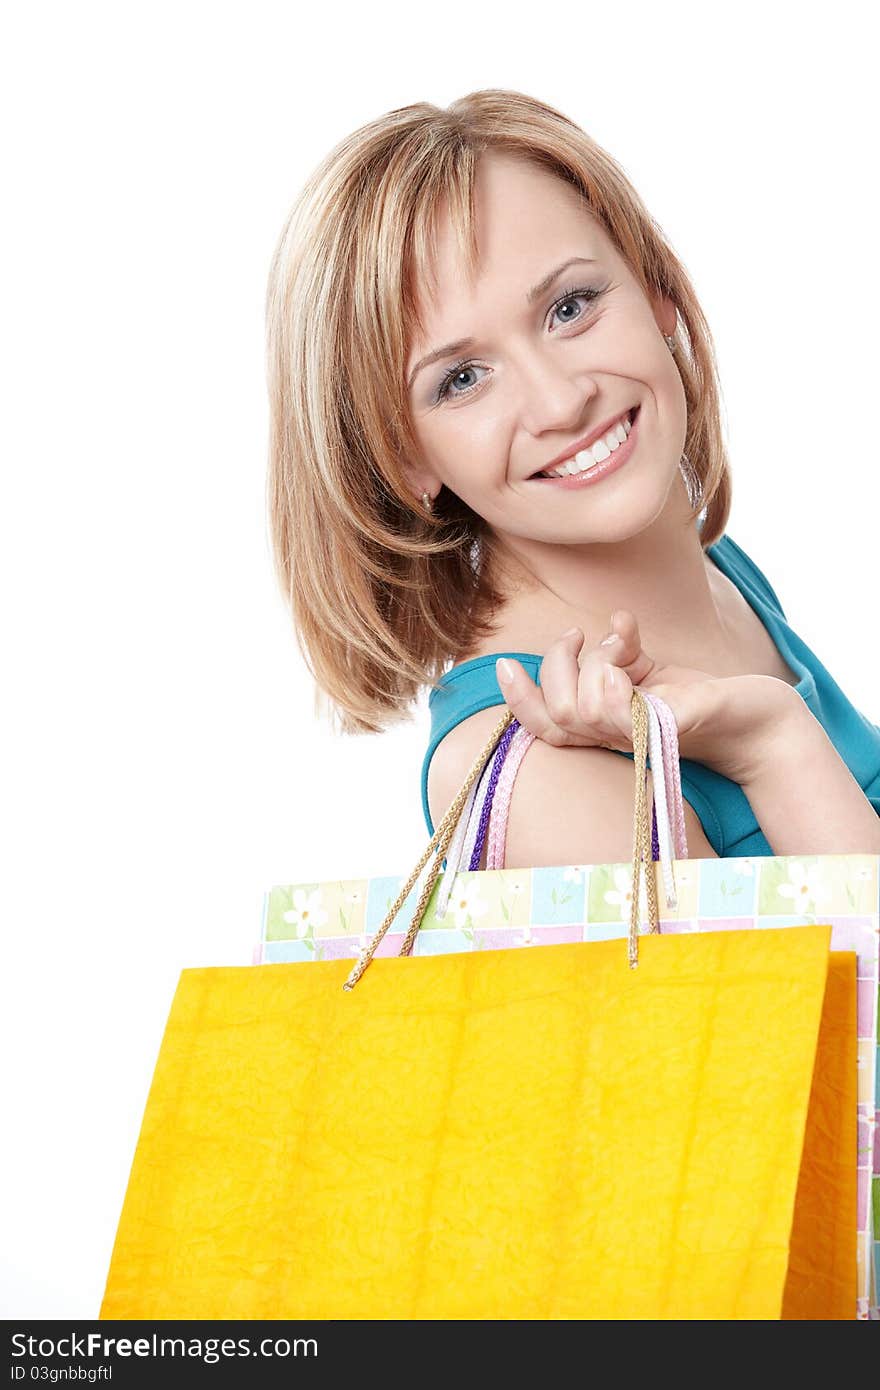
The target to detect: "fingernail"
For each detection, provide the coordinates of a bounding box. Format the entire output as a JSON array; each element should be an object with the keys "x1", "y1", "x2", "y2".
[
  {"x1": 600, "y1": 633, "x2": 619, "y2": 647},
  {"x1": 497, "y1": 658, "x2": 514, "y2": 685}
]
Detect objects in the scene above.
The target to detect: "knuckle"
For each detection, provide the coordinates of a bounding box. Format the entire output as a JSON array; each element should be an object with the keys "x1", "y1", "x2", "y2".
[
  {"x1": 543, "y1": 693, "x2": 577, "y2": 728},
  {"x1": 577, "y1": 692, "x2": 603, "y2": 728},
  {"x1": 542, "y1": 727, "x2": 568, "y2": 748}
]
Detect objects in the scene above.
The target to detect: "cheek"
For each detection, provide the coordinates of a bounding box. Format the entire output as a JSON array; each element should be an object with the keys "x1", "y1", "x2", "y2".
[
  {"x1": 431, "y1": 411, "x2": 511, "y2": 478},
  {"x1": 663, "y1": 360, "x2": 689, "y2": 434},
  {"x1": 641, "y1": 345, "x2": 687, "y2": 430}
]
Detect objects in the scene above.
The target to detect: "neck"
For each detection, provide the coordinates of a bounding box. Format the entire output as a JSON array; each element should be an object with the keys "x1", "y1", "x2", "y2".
[{"x1": 482, "y1": 481, "x2": 730, "y2": 658}]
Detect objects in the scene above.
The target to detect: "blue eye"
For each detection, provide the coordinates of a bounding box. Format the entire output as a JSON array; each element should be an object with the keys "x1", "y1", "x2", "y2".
[
  {"x1": 435, "y1": 359, "x2": 486, "y2": 402},
  {"x1": 433, "y1": 284, "x2": 605, "y2": 403},
  {"x1": 550, "y1": 285, "x2": 603, "y2": 327}
]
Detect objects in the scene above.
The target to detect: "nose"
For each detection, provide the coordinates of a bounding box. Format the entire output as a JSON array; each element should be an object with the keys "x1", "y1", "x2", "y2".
[{"x1": 513, "y1": 349, "x2": 598, "y2": 437}]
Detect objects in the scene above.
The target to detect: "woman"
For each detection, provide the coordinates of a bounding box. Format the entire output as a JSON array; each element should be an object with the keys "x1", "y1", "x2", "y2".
[{"x1": 265, "y1": 89, "x2": 880, "y2": 867}]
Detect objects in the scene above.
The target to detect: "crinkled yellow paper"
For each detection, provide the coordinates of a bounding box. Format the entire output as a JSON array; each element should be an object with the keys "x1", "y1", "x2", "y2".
[{"x1": 101, "y1": 925, "x2": 855, "y2": 1320}]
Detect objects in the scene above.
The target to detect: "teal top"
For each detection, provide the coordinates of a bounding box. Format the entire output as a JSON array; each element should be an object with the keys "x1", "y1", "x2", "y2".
[{"x1": 421, "y1": 533, "x2": 880, "y2": 856}]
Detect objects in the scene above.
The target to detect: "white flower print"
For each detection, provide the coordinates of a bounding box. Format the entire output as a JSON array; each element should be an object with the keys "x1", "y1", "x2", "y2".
[
  {"x1": 282, "y1": 887, "x2": 328, "y2": 938},
  {"x1": 776, "y1": 862, "x2": 825, "y2": 913},
  {"x1": 603, "y1": 866, "x2": 650, "y2": 924},
  {"x1": 449, "y1": 879, "x2": 489, "y2": 930},
  {"x1": 563, "y1": 865, "x2": 589, "y2": 885}
]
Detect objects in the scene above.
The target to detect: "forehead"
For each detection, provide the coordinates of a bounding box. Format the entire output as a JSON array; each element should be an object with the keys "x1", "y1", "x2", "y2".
[{"x1": 408, "y1": 152, "x2": 617, "y2": 340}]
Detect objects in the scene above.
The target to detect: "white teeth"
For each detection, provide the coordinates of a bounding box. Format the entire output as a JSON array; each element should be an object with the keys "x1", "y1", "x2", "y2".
[{"x1": 545, "y1": 410, "x2": 634, "y2": 477}]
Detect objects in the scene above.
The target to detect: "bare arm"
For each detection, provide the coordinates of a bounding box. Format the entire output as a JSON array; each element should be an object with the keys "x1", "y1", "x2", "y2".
[
  {"x1": 427, "y1": 708, "x2": 719, "y2": 869},
  {"x1": 741, "y1": 692, "x2": 880, "y2": 855},
  {"x1": 502, "y1": 737, "x2": 719, "y2": 867}
]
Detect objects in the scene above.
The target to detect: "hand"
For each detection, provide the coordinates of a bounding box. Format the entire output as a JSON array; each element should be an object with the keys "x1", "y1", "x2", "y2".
[{"x1": 495, "y1": 609, "x2": 799, "y2": 786}]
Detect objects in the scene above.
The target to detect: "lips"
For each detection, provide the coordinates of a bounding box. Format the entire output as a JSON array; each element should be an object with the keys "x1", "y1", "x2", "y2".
[{"x1": 528, "y1": 407, "x2": 638, "y2": 479}]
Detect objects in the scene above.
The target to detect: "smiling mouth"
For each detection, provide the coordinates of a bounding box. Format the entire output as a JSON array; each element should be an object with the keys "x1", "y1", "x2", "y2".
[{"x1": 529, "y1": 406, "x2": 639, "y2": 479}]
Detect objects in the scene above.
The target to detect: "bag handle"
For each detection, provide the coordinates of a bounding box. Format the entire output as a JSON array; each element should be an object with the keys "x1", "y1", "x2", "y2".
[
  {"x1": 343, "y1": 692, "x2": 658, "y2": 991},
  {"x1": 630, "y1": 689, "x2": 659, "y2": 965},
  {"x1": 486, "y1": 724, "x2": 537, "y2": 870},
  {"x1": 342, "y1": 708, "x2": 516, "y2": 990},
  {"x1": 436, "y1": 721, "x2": 519, "y2": 917}
]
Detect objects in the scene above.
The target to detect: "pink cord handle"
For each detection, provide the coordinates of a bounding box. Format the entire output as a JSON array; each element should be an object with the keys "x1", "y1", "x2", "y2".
[
  {"x1": 486, "y1": 725, "x2": 537, "y2": 869},
  {"x1": 641, "y1": 691, "x2": 688, "y2": 859},
  {"x1": 472, "y1": 691, "x2": 687, "y2": 877}
]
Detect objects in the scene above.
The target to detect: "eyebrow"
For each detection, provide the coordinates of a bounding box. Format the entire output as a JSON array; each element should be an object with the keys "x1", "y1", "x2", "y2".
[{"x1": 406, "y1": 256, "x2": 597, "y2": 390}]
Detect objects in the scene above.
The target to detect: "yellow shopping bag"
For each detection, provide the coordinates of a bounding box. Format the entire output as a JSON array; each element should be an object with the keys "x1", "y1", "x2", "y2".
[
  {"x1": 100, "y1": 926, "x2": 855, "y2": 1320},
  {"x1": 101, "y1": 695, "x2": 860, "y2": 1320}
]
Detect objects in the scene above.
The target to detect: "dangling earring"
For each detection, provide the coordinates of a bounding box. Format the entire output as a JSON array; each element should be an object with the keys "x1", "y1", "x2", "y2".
[
  {"x1": 664, "y1": 334, "x2": 676, "y2": 353},
  {"x1": 421, "y1": 491, "x2": 434, "y2": 513},
  {"x1": 679, "y1": 451, "x2": 700, "y2": 508}
]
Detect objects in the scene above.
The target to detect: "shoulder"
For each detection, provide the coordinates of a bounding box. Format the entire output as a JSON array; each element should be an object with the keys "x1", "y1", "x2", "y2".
[
  {"x1": 427, "y1": 709, "x2": 718, "y2": 867},
  {"x1": 426, "y1": 707, "x2": 511, "y2": 836}
]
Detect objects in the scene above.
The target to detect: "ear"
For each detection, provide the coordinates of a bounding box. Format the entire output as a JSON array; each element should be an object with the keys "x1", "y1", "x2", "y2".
[
  {"x1": 399, "y1": 459, "x2": 441, "y2": 509},
  {"x1": 648, "y1": 290, "x2": 678, "y2": 341}
]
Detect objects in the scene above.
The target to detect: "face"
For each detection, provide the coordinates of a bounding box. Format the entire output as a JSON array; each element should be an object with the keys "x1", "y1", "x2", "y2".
[{"x1": 404, "y1": 151, "x2": 688, "y2": 548}]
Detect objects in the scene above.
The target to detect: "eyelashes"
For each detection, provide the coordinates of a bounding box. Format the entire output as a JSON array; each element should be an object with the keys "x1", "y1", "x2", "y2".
[{"x1": 433, "y1": 284, "x2": 606, "y2": 404}]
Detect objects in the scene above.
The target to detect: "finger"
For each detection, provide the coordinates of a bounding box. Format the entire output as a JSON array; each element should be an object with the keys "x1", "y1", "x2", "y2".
[
  {"x1": 575, "y1": 650, "x2": 633, "y2": 747},
  {"x1": 535, "y1": 627, "x2": 587, "y2": 729},
  {"x1": 597, "y1": 608, "x2": 655, "y2": 685},
  {"x1": 495, "y1": 653, "x2": 572, "y2": 747},
  {"x1": 574, "y1": 644, "x2": 608, "y2": 727},
  {"x1": 600, "y1": 661, "x2": 637, "y2": 745}
]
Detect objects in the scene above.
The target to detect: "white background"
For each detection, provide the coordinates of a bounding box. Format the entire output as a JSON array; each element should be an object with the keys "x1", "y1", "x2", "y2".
[{"x1": 2, "y1": 0, "x2": 877, "y2": 1319}]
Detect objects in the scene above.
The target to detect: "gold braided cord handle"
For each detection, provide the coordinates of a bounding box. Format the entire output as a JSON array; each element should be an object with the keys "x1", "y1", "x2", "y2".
[
  {"x1": 629, "y1": 689, "x2": 660, "y2": 967},
  {"x1": 343, "y1": 691, "x2": 660, "y2": 990},
  {"x1": 342, "y1": 708, "x2": 516, "y2": 991}
]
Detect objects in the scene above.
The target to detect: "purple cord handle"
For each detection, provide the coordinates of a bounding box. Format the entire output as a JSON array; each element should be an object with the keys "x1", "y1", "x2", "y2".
[
  {"x1": 468, "y1": 720, "x2": 518, "y2": 871},
  {"x1": 465, "y1": 715, "x2": 660, "y2": 868}
]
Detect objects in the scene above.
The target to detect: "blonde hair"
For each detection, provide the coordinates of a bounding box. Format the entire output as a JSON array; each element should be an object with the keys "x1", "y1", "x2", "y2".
[{"x1": 265, "y1": 88, "x2": 732, "y2": 735}]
